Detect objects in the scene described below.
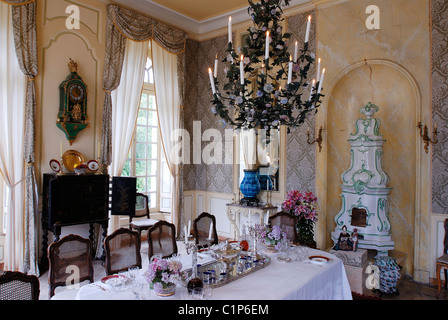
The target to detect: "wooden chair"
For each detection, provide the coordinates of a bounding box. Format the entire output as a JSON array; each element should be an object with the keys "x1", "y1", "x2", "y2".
[
  {"x1": 193, "y1": 212, "x2": 219, "y2": 249},
  {"x1": 0, "y1": 271, "x2": 40, "y2": 300},
  {"x1": 130, "y1": 193, "x2": 159, "y2": 239},
  {"x1": 104, "y1": 228, "x2": 142, "y2": 275},
  {"x1": 436, "y1": 218, "x2": 448, "y2": 297},
  {"x1": 268, "y1": 211, "x2": 297, "y2": 243},
  {"x1": 147, "y1": 220, "x2": 178, "y2": 259},
  {"x1": 48, "y1": 234, "x2": 94, "y2": 298}
]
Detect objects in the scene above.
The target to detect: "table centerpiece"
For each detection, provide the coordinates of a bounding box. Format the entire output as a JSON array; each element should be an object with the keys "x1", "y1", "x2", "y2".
[
  {"x1": 255, "y1": 224, "x2": 287, "y2": 253},
  {"x1": 144, "y1": 255, "x2": 187, "y2": 297}
]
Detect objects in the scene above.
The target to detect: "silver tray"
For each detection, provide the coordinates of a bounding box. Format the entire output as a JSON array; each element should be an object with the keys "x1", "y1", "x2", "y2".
[{"x1": 186, "y1": 253, "x2": 271, "y2": 289}]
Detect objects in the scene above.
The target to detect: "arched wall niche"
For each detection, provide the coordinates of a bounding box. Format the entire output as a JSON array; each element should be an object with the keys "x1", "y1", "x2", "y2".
[{"x1": 316, "y1": 59, "x2": 422, "y2": 275}]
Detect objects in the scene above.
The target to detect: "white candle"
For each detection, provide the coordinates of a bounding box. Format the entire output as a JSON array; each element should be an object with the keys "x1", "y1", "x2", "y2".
[
  {"x1": 214, "y1": 55, "x2": 218, "y2": 78},
  {"x1": 184, "y1": 225, "x2": 188, "y2": 243},
  {"x1": 305, "y1": 15, "x2": 311, "y2": 43},
  {"x1": 208, "y1": 223, "x2": 213, "y2": 240},
  {"x1": 208, "y1": 68, "x2": 216, "y2": 94},
  {"x1": 294, "y1": 40, "x2": 298, "y2": 62},
  {"x1": 317, "y1": 68, "x2": 325, "y2": 94},
  {"x1": 188, "y1": 220, "x2": 191, "y2": 237},
  {"x1": 267, "y1": 179, "x2": 269, "y2": 191},
  {"x1": 287, "y1": 55, "x2": 293, "y2": 84},
  {"x1": 240, "y1": 55, "x2": 245, "y2": 85},
  {"x1": 97, "y1": 142, "x2": 100, "y2": 159},
  {"x1": 309, "y1": 79, "x2": 315, "y2": 101},
  {"x1": 316, "y1": 58, "x2": 321, "y2": 82},
  {"x1": 60, "y1": 141, "x2": 63, "y2": 157},
  {"x1": 265, "y1": 31, "x2": 270, "y2": 60},
  {"x1": 248, "y1": 210, "x2": 251, "y2": 226},
  {"x1": 228, "y1": 16, "x2": 232, "y2": 43}
]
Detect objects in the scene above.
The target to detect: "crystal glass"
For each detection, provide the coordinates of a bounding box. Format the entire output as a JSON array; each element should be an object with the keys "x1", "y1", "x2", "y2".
[{"x1": 192, "y1": 287, "x2": 204, "y2": 300}]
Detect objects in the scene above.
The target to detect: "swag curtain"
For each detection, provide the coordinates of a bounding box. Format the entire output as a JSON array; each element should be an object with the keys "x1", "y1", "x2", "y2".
[
  {"x1": 0, "y1": 0, "x2": 39, "y2": 276},
  {"x1": 102, "y1": 4, "x2": 187, "y2": 234}
]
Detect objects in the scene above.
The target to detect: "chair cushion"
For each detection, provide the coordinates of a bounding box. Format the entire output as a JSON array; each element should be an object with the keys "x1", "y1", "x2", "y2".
[
  {"x1": 437, "y1": 254, "x2": 448, "y2": 264},
  {"x1": 130, "y1": 218, "x2": 159, "y2": 228}
]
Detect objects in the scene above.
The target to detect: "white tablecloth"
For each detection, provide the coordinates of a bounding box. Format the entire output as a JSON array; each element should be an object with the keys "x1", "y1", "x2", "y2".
[{"x1": 76, "y1": 248, "x2": 352, "y2": 300}]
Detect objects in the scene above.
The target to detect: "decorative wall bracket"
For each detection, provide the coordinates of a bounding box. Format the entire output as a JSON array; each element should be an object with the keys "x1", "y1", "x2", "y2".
[
  {"x1": 417, "y1": 121, "x2": 438, "y2": 153},
  {"x1": 307, "y1": 126, "x2": 323, "y2": 152}
]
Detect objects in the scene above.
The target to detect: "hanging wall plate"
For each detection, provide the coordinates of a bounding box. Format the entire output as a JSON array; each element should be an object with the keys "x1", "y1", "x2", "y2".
[{"x1": 49, "y1": 159, "x2": 61, "y2": 173}]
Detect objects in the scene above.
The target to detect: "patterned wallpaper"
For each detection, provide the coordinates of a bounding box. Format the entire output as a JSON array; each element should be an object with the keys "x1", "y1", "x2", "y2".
[
  {"x1": 431, "y1": 0, "x2": 448, "y2": 214},
  {"x1": 184, "y1": 35, "x2": 233, "y2": 194},
  {"x1": 286, "y1": 10, "x2": 317, "y2": 194},
  {"x1": 183, "y1": 10, "x2": 319, "y2": 195}
]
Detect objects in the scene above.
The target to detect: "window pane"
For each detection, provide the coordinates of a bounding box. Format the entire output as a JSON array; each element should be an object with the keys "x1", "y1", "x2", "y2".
[
  {"x1": 140, "y1": 93, "x2": 148, "y2": 109},
  {"x1": 136, "y1": 143, "x2": 146, "y2": 159},
  {"x1": 148, "y1": 127, "x2": 157, "y2": 142},
  {"x1": 137, "y1": 177, "x2": 146, "y2": 193},
  {"x1": 148, "y1": 160, "x2": 157, "y2": 176},
  {"x1": 136, "y1": 126, "x2": 147, "y2": 142},
  {"x1": 122, "y1": 160, "x2": 130, "y2": 177},
  {"x1": 148, "y1": 110, "x2": 157, "y2": 126},
  {"x1": 135, "y1": 160, "x2": 146, "y2": 176},
  {"x1": 149, "y1": 193, "x2": 156, "y2": 208},
  {"x1": 147, "y1": 177, "x2": 157, "y2": 192},
  {"x1": 148, "y1": 96, "x2": 156, "y2": 110},
  {"x1": 137, "y1": 109, "x2": 147, "y2": 125},
  {"x1": 147, "y1": 143, "x2": 157, "y2": 159}
]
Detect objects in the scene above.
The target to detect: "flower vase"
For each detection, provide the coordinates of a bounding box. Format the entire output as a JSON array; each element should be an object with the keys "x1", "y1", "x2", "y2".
[
  {"x1": 154, "y1": 282, "x2": 176, "y2": 297},
  {"x1": 296, "y1": 218, "x2": 317, "y2": 248}
]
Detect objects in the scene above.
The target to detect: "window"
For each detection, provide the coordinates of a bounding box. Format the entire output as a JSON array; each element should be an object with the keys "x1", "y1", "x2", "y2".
[{"x1": 122, "y1": 43, "x2": 168, "y2": 212}]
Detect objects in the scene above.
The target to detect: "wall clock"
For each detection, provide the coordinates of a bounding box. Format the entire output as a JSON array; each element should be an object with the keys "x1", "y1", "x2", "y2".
[{"x1": 56, "y1": 58, "x2": 89, "y2": 145}]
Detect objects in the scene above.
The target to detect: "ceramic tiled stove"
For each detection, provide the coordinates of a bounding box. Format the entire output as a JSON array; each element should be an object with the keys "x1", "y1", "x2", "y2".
[{"x1": 331, "y1": 103, "x2": 394, "y2": 256}]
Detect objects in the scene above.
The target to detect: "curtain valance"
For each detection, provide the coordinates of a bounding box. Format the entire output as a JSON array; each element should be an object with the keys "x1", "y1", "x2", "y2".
[{"x1": 108, "y1": 4, "x2": 188, "y2": 54}]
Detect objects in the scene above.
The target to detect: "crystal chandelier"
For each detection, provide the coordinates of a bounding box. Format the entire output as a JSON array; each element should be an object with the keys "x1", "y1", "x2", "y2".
[{"x1": 208, "y1": 0, "x2": 326, "y2": 132}]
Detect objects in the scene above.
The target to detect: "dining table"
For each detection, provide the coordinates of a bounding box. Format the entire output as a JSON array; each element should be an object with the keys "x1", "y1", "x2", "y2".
[{"x1": 75, "y1": 244, "x2": 352, "y2": 300}]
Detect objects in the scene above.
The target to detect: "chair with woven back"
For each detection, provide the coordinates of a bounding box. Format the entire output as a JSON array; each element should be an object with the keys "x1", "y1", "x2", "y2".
[
  {"x1": 436, "y1": 218, "x2": 448, "y2": 297},
  {"x1": 130, "y1": 193, "x2": 159, "y2": 240},
  {"x1": 193, "y1": 212, "x2": 219, "y2": 249},
  {"x1": 104, "y1": 228, "x2": 142, "y2": 275},
  {"x1": 268, "y1": 211, "x2": 298, "y2": 243},
  {"x1": 0, "y1": 271, "x2": 40, "y2": 300},
  {"x1": 147, "y1": 220, "x2": 178, "y2": 260},
  {"x1": 47, "y1": 234, "x2": 94, "y2": 299}
]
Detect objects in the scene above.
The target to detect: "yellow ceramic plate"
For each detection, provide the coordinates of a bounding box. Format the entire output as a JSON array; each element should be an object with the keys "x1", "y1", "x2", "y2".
[{"x1": 62, "y1": 150, "x2": 85, "y2": 172}]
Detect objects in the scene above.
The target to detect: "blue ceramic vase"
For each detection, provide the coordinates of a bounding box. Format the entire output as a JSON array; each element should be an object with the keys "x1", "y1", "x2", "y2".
[{"x1": 240, "y1": 169, "x2": 261, "y2": 199}]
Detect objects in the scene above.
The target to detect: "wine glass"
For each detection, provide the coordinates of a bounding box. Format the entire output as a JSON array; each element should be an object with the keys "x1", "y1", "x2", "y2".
[
  {"x1": 192, "y1": 287, "x2": 204, "y2": 300},
  {"x1": 128, "y1": 266, "x2": 140, "y2": 281}
]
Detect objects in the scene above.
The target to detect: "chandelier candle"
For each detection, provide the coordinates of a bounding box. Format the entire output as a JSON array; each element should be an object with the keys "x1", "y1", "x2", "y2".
[
  {"x1": 294, "y1": 40, "x2": 298, "y2": 62},
  {"x1": 208, "y1": 68, "x2": 216, "y2": 94},
  {"x1": 240, "y1": 55, "x2": 245, "y2": 85},
  {"x1": 316, "y1": 58, "x2": 321, "y2": 82},
  {"x1": 265, "y1": 31, "x2": 270, "y2": 60},
  {"x1": 228, "y1": 16, "x2": 232, "y2": 43},
  {"x1": 317, "y1": 68, "x2": 326, "y2": 94},
  {"x1": 305, "y1": 15, "x2": 311, "y2": 43},
  {"x1": 287, "y1": 56, "x2": 293, "y2": 84},
  {"x1": 214, "y1": 55, "x2": 218, "y2": 78}
]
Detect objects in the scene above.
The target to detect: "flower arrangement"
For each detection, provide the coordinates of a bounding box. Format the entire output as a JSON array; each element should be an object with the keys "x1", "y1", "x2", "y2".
[
  {"x1": 144, "y1": 257, "x2": 187, "y2": 294},
  {"x1": 282, "y1": 190, "x2": 318, "y2": 247},
  {"x1": 254, "y1": 224, "x2": 287, "y2": 250}
]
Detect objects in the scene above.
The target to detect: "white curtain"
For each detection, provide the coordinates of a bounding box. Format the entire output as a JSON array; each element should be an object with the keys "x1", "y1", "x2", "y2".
[
  {"x1": 109, "y1": 39, "x2": 148, "y2": 232},
  {"x1": 0, "y1": 2, "x2": 27, "y2": 271},
  {"x1": 151, "y1": 40, "x2": 181, "y2": 228}
]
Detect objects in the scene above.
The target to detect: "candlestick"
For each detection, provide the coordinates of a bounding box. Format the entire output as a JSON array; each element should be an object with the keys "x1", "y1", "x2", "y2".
[
  {"x1": 317, "y1": 68, "x2": 325, "y2": 94},
  {"x1": 265, "y1": 31, "x2": 270, "y2": 60},
  {"x1": 184, "y1": 225, "x2": 188, "y2": 243},
  {"x1": 294, "y1": 41, "x2": 298, "y2": 62},
  {"x1": 214, "y1": 55, "x2": 218, "y2": 78},
  {"x1": 208, "y1": 68, "x2": 216, "y2": 94},
  {"x1": 305, "y1": 15, "x2": 311, "y2": 43},
  {"x1": 228, "y1": 16, "x2": 232, "y2": 43},
  {"x1": 240, "y1": 55, "x2": 245, "y2": 85},
  {"x1": 287, "y1": 55, "x2": 293, "y2": 84},
  {"x1": 60, "y1": 141, "x2": 63, "y2": 158}
]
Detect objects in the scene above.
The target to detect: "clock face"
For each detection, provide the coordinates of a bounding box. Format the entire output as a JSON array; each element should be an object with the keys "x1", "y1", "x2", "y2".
[{"x1": 68, "y1": 83, "x2": 85, "y2": 102}]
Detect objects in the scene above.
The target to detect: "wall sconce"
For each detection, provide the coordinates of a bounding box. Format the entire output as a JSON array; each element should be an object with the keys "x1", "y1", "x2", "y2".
[
  {"x1": 417, "y1": 121, "x2": 438, "y2": 153},
  {"x1": 307, "y1": 126, "x2": 323, "y2": 152}
]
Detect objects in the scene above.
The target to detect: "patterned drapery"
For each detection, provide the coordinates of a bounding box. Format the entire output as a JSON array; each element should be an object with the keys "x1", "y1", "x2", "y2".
[
  {"x1": 0, "y1": 0, "x2": 39, "y2": 276},
  {"x1": 101, "y1": 3, "x2": 188, "y2": 235}
]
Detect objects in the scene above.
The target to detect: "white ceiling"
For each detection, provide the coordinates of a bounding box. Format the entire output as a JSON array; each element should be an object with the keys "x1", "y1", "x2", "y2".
[{"x1": 113, "y1": 0, "x2": 311, "y2": 37}]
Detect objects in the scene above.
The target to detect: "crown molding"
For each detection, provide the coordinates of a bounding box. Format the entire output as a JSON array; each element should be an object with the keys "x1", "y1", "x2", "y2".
[{"x1": 113, "y1": 0, "x2": 313, "y2": 41}]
